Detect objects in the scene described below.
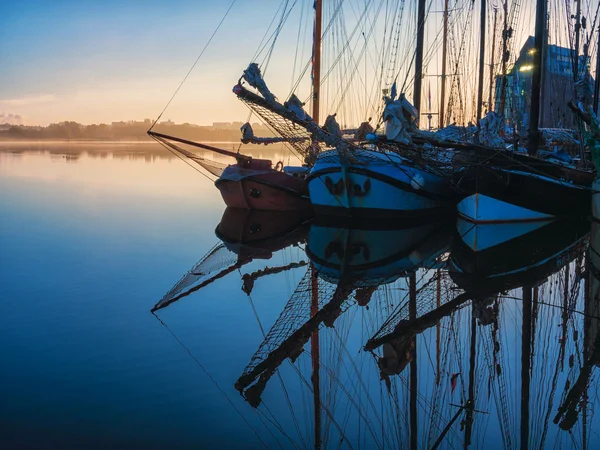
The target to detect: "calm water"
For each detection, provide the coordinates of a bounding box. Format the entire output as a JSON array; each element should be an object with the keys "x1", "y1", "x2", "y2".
[{"x1": 1, "y1": 142, "x2": 600, "y2": 449}]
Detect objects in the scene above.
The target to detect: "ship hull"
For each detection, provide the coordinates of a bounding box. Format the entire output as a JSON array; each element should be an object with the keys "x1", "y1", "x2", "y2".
[
  {"x1": 593, "y1": 179, "x2": 600, "y2": 221},
  {"x1": 215, "y1": 163, "x2": 310, "y2": 211},
  {"x1": 455, "y1": 166, "x2": 591, "y2": 223},
  {"x1": 307, "y1": 149, "x2": 454, "y2": 218}
]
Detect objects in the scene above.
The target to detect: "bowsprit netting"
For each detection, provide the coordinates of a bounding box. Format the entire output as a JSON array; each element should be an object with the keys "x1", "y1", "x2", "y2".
[
  {"x1": 153, "y1": 243, "x2": 243, "y2": 312},
  {"x1": 155, "y1": 135, "x2": 227, "y2": 178},
  {"x1": 235, "y1": 268, "x2": 358, "y2": 405}
]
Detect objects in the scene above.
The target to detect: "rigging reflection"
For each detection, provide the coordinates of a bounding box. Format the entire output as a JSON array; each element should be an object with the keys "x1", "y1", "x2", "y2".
[
  {"x1": 152, "y1": 213, "x2": 600, "y2": 449},
  {"x1": 152, "y1": 207, "x2": 310, "y2": 312}
]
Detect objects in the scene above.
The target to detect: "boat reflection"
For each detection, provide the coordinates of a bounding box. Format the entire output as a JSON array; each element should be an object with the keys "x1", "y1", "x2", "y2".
[
  {"x1": 450, "y1": 219, "x2": 589, "y2": 292},
  {"x1": 152, "y1": 207, "x2": 310, "y2": 312},
  {"x1": 307, "y1": 217, "x2": 453, "y2": 287},
  {"x1": 235, "y1": 216, "x2": 599, "y2": 448},
  {"x1": 235, "y1": 218, "x2": 454, "y2": 407},
  {"x1": 152, "y1": 214, "x2": 600, "y2": 449}
]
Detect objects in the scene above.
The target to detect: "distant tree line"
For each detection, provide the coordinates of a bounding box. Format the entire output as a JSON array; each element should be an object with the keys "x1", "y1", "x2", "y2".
[{"x1": 0, "y1": 120, "x2": 275, "y2": 141}]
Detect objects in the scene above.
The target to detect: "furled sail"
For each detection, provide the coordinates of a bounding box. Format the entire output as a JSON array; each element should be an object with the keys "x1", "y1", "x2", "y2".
[
  {"x1": 234, "y1": 63, "x2": 351, "y2": 162},
  {"x1": 240, "y1": 122, "x2": 308, "y2": 145},
  {"x1": 381, "y1": 93, "x2": 419, "y2": 144}
]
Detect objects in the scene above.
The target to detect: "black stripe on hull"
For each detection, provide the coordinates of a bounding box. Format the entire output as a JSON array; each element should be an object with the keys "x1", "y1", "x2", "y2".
[
  {"x1": 455, "y1": 166, "x2": 591, "y2": 219},
  {"x1": 309, "y1": 166, "x2": 455, "y2": 203},
  {"x1": 313, "y1": 204, "x2": 454, "y2": 221},
  {"x1": 311, "y1": 212, "x2": 455, "y2": 230}
]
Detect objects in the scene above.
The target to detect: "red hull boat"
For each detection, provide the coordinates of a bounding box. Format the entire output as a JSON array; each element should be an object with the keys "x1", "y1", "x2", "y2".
[
  {"x1": 216, "y1": 159, "x2": 309, "y2": 210},
  {"x1": 148, "y1": 130, "x2": 311, "y2": 212}
]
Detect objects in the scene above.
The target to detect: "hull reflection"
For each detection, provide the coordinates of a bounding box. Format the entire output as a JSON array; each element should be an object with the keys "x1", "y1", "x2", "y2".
[
  {"x1": 450, "y1": 219, "x2": 589, "y2": 292},
  {"x1": 307, "y1": 217, "x2": 453, "y2": 286},
  {"x1": 152, "y1": 207, "x2": 309, "y2": 311}
]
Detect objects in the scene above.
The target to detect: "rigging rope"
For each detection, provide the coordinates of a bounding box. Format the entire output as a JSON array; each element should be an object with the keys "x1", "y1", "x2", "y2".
[
  {"x1": 149, "y1": 0, "x2": 238, "y2": 131},
  {"x1": 152, "y1": 313, "x2": 269, "y2": 449},
  {"x1": 150, "y1": 135, "x2": 217, "y2": 182}
]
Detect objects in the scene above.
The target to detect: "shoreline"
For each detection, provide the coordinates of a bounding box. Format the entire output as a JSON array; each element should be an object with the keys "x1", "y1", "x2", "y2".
[{"x1": 0, "y1": 140, "x2": 244, "y2": 145}]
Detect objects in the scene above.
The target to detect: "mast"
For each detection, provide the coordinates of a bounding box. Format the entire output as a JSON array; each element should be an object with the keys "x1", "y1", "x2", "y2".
[
  {"x1": 594, "y1": 30, "x2": 600, "y2": 113},
  {"x1": 414, "y1": 0, "x2": 427, "y2": 123},
  {"x1": 476, "y1": 0, "x2": 487, "y2": 122},
  {"x1": 439, "y1": 0, "x2": 450, "y2": 127},
  {"x1": 312, "y1": 0, "x2": 323, "y2": 124},
  {"x1": 574, "y1": 0, "x2": 582, "y2": 83},
  {"x1": 409, "y1": 273, "x2": 418, "y2": 450},
  {"x1": 464, "y1": 309, "x2": 477, "y2": 448},
  {"x1": 310, "y1": 266, "x2": 321, "y2": 450},
  {"x1": 436, "y1": 269, "x2": 441, "y2": 384},
  {"x1": 527, "y1": 0, "x2": 547, "y2": 155},
  {"x1": 310, "y1": 5, "x2": 322, "y2": 443},
  {"x1": 488, "y1": 6, "x2": 498, "y2": 113},
  {"x1": 520, "y1": 286, "x2": 532, "y2": 450},
  {"x1": 499, "y1": 0, "x2": 509, "y2": 117}
]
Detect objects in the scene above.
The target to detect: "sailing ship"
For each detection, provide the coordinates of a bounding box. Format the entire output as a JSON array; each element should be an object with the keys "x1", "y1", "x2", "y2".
[
  {"x1": 452, "y1": 0, "x2": 596, "y2": 223},
  {"x1": 306, "y1": 143, "x2": 457, "y2": 218},
  {"x1": 305, "y1": 0, "x2": 597, "y2": 222},
  {"x1": 149, "y1": 131, "x2": 311, "y2": 211},
  {"x1": 305, "y1": 0, "x2": 458, "y2": 219},
  {"x1": 146, "y1": 0, "x2": 333, "y2": 212}
]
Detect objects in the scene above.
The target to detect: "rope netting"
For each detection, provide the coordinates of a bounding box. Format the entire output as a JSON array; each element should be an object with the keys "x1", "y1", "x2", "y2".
[
  {"x1": 367, "y1": 270, "x2": 465, "y2": 347},
  {"x1": 235, "y1": 85, "x2": 355, "y2": 157},
  {"x1": 315, "y1": 147, "x2": 384, "y2": 164},
  {"x1": 154, "y1": 135, "x2": 228, "y2": 178},
  {"x1": 185, "y1": 154, "x2": 228, "y2": 178},
  {"x1": 374, "y1": 142, "x2": 460, "y2": 177},
  {"x1": 238, "y1": 94, "x2": 316, "y2": 159},
  {"x1": 153, "y1": 243, "x2": 243, "y2": 311},
  {"x1": 235, "y1": 268, "x2": 359, "y2": 396}
]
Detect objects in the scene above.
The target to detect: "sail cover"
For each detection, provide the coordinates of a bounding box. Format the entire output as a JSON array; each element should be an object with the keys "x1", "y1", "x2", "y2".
[{"x1": 240, "y1": 122, "x2": 308, "y2": 145}]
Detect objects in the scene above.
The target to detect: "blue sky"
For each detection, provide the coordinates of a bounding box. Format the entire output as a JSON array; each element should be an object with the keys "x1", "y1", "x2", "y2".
[
  {"x1": 0, "y1": 0, "x2": 307, "y2": 125},
  {"x1": 0, "y1": 0, "x2": 567, "y2": 128}
]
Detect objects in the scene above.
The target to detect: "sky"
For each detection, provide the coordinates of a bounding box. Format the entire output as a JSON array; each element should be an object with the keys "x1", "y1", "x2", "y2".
[
  {"x1": 1, "y1": 0, "x2": 593, "y2": 127},
  {"x1": 0, "y1": 0, "x2": 308, "y2": 126}
]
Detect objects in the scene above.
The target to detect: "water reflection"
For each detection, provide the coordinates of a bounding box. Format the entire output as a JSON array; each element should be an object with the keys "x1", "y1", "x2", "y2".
[
  {"x1": 153, "y1": 208, "x2": 310, "y2": 311},
  {"x1": 157, "y1": 213, "x2": 599, "y2": 449},
  {"x1": 0, "y1": 142, "x2": 299, "y2": 164}
]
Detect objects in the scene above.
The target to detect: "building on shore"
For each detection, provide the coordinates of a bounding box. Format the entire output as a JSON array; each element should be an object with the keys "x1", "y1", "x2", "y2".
[{"x1": 494, "y1": 36, "x2": 593, "y2": 131}]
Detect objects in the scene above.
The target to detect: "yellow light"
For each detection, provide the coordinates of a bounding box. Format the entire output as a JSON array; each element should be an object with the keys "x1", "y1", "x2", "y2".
[
  {"x1": 519, "y1": 65, "x2": 534, "y2": 72},
  {"x1": 528, "y1": 49, "x2": 536, "y2": 55}
]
